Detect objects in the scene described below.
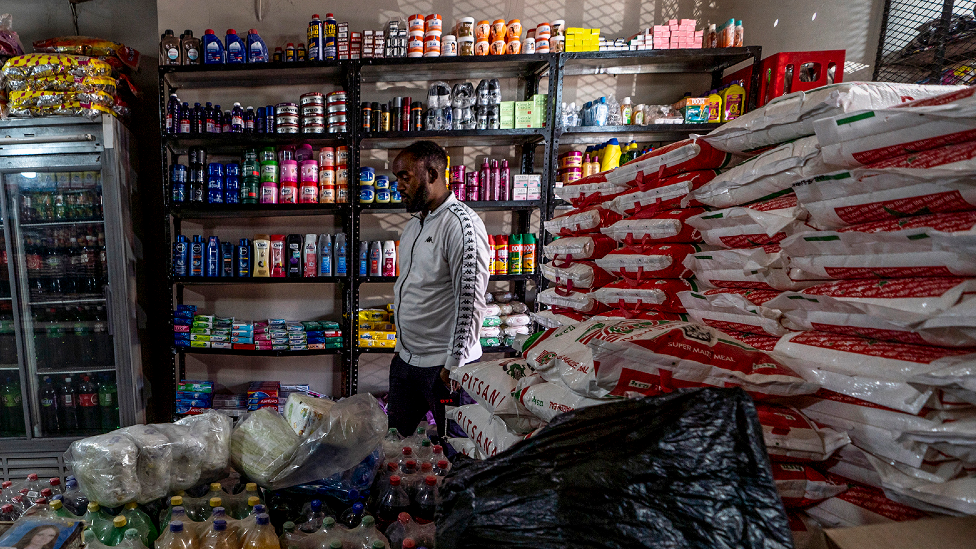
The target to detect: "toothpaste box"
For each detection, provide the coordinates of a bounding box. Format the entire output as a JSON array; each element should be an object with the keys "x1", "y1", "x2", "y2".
[{"x1": 177, "y1": 380, "x2": 214, "y2": 393}]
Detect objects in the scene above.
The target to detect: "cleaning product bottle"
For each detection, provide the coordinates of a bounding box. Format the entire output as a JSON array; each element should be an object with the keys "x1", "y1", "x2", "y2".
[
  {"x1": 601, "y1": 138, "x2": 621, "y2": 172},
  {"x1": 507, "y1": 234, "x2": 522, "y2": 275},
  {"x1": 307, "y1": 15, "x2": 323, "y2": 61},
  {"x1": 225, "y1": 29, "x2": 245, "y2": 63},
  {"x1": 335, "y1": 233, "x2": 348, "y2": 275},
  {"x1": 521, "y1": 233, "x2": 536, "y2": 274},
  {"x1": 160, "y1": 30, "x2": 181, "y2": 65},
  {"x1": 202, "y1": 29, "x2": 224, "y2": 64},
  {"x1": 705, "y1": 90, "x2": 723, "y2": 124},
  {"x1": 253, "y1": 236, "x2": 271, "y2": 277},
  {"x1": 181, "y1": 30, "x2": 200, "y2": 64},
  {"x1": 721, "y1": 80, "x2": 746, "y2": 122},
  {"x1": 620, "y1": 97, "x2": 633, "y2": 125},
  {"x1": 246, "y1": 29, "x2": 269, "y2": 63}
]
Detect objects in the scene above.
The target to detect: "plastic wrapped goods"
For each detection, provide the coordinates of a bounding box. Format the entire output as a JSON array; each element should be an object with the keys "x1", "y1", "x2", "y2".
[
  {"x1": 175, "y1": 410, "x2": 232, "y2": 481},
  {"x1": 283, "y1": 393, "x2": 336, "y2": 437},
  {"x1": 33, "y1": 36, "x2": 141, "y2": 68},
  {"x1": 1, "y1": 53, "x2": 113, "y2": 80},
  {"x1": 64, "y1": 432, "x2": 141, "y2": 507},
  {"x1": 153, "y1": 424, "x2": 206, "y2": 491},
  {"x1": 702, "y1": 82, "x2": 964, "y2": 154},
  {"x1": 231, "y1": 408, "x2": 301, "y2": 487},
  {"x1": 437, "y1": 388, "x2": 793, "y2": 549},
  {"x1": 116, "y1": 425, "x2": 173, "y2": 503}
]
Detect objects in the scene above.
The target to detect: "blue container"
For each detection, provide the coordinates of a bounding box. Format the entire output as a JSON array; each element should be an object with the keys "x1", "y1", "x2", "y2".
[
  {"x1": 202, "y1": 29, "x2": 224, "y2": 64},
  {"x1": 224, "y1": 175, "x2": 240, "y2": 204},
  {"x1": 225, "y1": 29, "x2": 246, "y2": 63},
  {"x1": 207, "y1": 173, "x2": 224, "y2": 203},
  {"x1": 246, "y1": 29, "x2": 269, "y2": 62},
  {"x1": 205, "y1": 236, "x2": 221, "y2": 277},
  {"x1": 359, "y1": 166, "x2": 375, "y2": 184},
  {"x1": 173, "y1": 235, "x2": 189, "y2": 277},
  {"x1": 374, "y1": 175, "x2": 389, "y2": 189}
]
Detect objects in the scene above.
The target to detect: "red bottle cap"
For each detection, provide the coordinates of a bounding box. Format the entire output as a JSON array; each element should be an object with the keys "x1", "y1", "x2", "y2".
[
  {"x1": 403, "y1": 540, "x2": 416, "y2": 549},
  {"x1": 389, "y1": 475, "x2": 401, "y2": 485},
  {"x1": 387, "y1": 462, "x2": 398, "y2": 472},
  {"x1": 406, "y1": 460, "x2": 417, "y2": 468},
  {"x1": 425, "y1": 476, "x2": 437, "y2": 485},
  {"x1": 227, "y1": 29, "x2": 237, "y2": 35},
  {"x1": 401, "y1": 447, "x2": 412, "y2": 455},
  {"x1": 326, "y1": 13, "x2": 334, "y2": 18},
  {"x1": 27, "y1": 474, "x2": 38, "y2": 481},
  {"x1": 437, "y1": 460, "x2": 449, "y2": 468},
  {"x1": 287, "y1": 43, "x2": 295, "y2": 47},
  {"x1": 41, "y1": 488, "x2": 52, "y2": 497},
  {"x1": 49, "y1": 478, "x2": 61, "y2": 486},
  {"x1": 312, "y1": 14, "x2": 320, "y2": 19},
  {"x1": 249, "y1": 29, "x2": 258, "y2": 34},
  {"x1": 420, "y1": 462, "x2": 432, "y2": 471},
  {"x1": 34, "y1": 498, "x2": 47, "y2": 504},
  {"x1": 205, "y1": 29, "x2": 215, "y2": 35},
  {"x1": 398, "y1": 512, "x2": 411, "y2": 524}
]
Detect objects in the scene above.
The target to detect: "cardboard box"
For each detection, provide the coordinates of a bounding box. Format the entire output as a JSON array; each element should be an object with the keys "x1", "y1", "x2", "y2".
[
  {"x1": 499, "y1": 101, "x2": 515, "y2": 129},
  {"x1": 824, "y1": 516, "x2": 976, "y2": 549},
  {"x1": 532, "y1": 94, "x2": 547, "y2": 127},
  {"x1": 515, "y1": 101, "x2": 533, "y2": 128}
]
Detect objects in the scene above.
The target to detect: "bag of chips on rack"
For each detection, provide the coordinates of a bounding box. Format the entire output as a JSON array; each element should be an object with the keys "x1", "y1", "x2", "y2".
[
  {"x1": 702, "y1": 82, "x2": 963, "y2": 154},
  {"x1": 5, "y1": 74, "x2": 117, "y2": 94},
  {"x1": 33, "y1": 36, "x2": 141, "y2": 69},
  {"x1": 594, "y1": 243, "x2": 700, "y2": 282},
  {"x1": 600, "y1": 207, "x2": 706, "y2": 245},
  {"x1": 687, "y1": 192, "x2": 813, "y2": 248},
  {"x1": 1, "y1": 53, "x2": 113, "y2": 80},
  {"x1": 543, "y1": 234, "x2": 617, "y2": 262},
  {"x1": 690, "y1": 136, "x2": 830, "y2": 208}
]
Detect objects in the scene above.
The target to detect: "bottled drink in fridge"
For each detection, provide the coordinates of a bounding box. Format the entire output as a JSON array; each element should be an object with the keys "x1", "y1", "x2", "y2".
[
  {"x1": 57, "y1": 376, "x2": 79, "y2": 434},
  {"x1": 1, "y1": 376, "x2": 24, "y2": 436},
  {"x1": 376, "y1": 476, "x2": 410, "y2": 532},
  {"x1": 77, "y1": 374, "x2": 100, "y2": 434},
  {"x1": 98, "y1": 374, "x2": 120, "y2": 431}
]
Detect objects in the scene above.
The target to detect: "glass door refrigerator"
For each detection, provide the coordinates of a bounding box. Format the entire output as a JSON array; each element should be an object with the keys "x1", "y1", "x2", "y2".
[{"x1": 0, "y1": 116, "x2": 143, "y2": 473}]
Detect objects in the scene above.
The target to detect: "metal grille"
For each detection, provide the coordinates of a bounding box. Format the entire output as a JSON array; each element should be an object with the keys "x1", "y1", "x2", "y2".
[
  {"x1": 0, "y1": 453, "x2": 67, "y2": 482},
  {"x1": 874, "y1": 0, "x2": 976, "y2": 83}
]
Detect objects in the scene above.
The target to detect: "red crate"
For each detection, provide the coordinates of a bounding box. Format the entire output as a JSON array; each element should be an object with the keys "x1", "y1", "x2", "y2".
[{"x1": 724, "y1": 50, "x2": 846, "y2": 108}]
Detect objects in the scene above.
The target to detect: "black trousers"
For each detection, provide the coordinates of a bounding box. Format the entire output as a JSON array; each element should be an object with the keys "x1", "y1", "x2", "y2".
[{"x1": 387, "y1": 355, "x2": 451, "y2": 437}]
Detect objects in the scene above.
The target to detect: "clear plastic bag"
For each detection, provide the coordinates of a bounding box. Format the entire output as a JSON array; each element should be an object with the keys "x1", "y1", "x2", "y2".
[
  {"x1": 64, "y1": 432, "x2": 141, "y2": 507},
  {"x1": 230, "y1": 408, "x2": 301, "y2": 487},
  {"x1": 426, "y1": 81, "x2": 451, "y2": 109},
  {"x1": 175, "y1": 409, "x2": 233, "y2": 482},
  {"x1": 154, "y1": 424, "x2": 206, "y2": 491},
  {"x1": 116, "y1": 425, "x2": 173, "y2": 503}
]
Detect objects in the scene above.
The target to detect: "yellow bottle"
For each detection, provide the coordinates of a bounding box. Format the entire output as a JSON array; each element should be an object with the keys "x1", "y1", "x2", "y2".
[
  {"x1": 158, "y1": 522, "x2": 198, "y2": 549},
  {"x1": 201, "y1": 520, "x2": 236, "y2": 549},
  {"x1": 590, "y1": 151, "x2": 602, "y2": 175},
  {"x1": 721, "y1": 80, "x2": 746, "y2": 122},
  {"x1": 601, "y1": 138, "x2": 621, "y2": 172},
  {"x1": 244, "y1": 514, "x2": 278, "y2": 549},
  {"x1": 705, "y1": 90, "x2": 723, "y2": 123}
]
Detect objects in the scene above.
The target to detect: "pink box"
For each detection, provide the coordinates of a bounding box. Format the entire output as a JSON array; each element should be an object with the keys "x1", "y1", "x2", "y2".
[
  {"x1": 654, "y1": 25, "x2": 668, "y2": 32},
  {"x1": 668, "y1": 19, "x2": 679, "y2": 26},
  {"x1": 680, "y1": 19, "x2": 696, "y2": 26},
  {"x1": 655, "y1": 42, "x2": 670, "y2": 49}
]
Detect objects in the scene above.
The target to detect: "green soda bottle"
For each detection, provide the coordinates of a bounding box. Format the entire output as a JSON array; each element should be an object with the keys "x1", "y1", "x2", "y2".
[
  {"x1": 85, "y1": 502, "x2": 116, "y2": 543},
  {"x1": 106, "y1": 515, "x2": 128, "y2": 546},
  {"x1": 122, "y1": 502, "x2": 159, "y2": 546}
]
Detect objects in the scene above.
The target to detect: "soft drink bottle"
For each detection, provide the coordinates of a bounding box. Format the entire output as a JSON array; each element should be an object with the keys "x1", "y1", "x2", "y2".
[
  {"x1": 158, "y1": 522, "x2": 197, "y2": 549},
  {"x1": 85, "y1": 503, "x2": 114, "y2": 543},
  {"x1": 123, "y1": 502, "x2": 159, "y2": 546},
  {"x1": 382, "y1": 428, "x2": 403, "y2": 460},
  {"x1": 202, "y1": 520, "x2": 236, "y2": 549},
  {"x1": 398, "y1": 447, "x2": 414, "y2": 473},
  {"x1": 415, "y1": 439, "x2": 432, "y2": 462},
  {"x1": 106, "y1": 515, "x2": 129, "y2": 546},
  {"x1": 412, "y1": 476, "x2": 436, "y2": 525},
  {"x1": 243, "y1": 514, "x2": 277, "y2": 549},
  {"x1": 299, "y1": 499, "x2": 327, "y2": 533},
  {"x1": 384, "y1": 512, "x2": 411, "y2": 549},
  {"x1": 1, "y1": 503, "x2": 18, "y2": 521},
  {"x1": 1, "y1": 377, "x2": 24, "y2": 435},
  {"x1": 98, "y1": 374, "x2": 120, "y2": 431},
  {"x1": 83, "y1": 530, "x2": 111, "y2": 549},
  {"x1": 23, "y1": 474, "x2": 45, "y2": 499},
  {"x1": 433, "y1": 460, "x2": 451, "y2": 477},
  {"x1": 280, "y1": 521, "x2": 308, "y2": 548},
  {"x1": 38, "y1": 376, "x2": 59, "y2": 434},
  {"x1": 348, "y1": 516, "x2": 388, "y2": 549},
  {"x1": 376, "y1": 476, "x2": 410, "y2": 532},
  {"x1": 77, "y1": 374, "x2": 100, "y2": 434},
  {"x1": 338, "y1": 502, "x2": 365, "y2": 528},
  {"x1": 159, "y1": 496, "x2": 184, "y2": 531},
  {"x1": 60, "y1": 480, "x2": 88, "y2": 516},
  {"x1": 46, "y1": 477, "x2": 62, "y2": 496},
  {"x1": 120, "y1": 528, "x2": 149, "y2": 549},
  {"x1": 50, "y1": 499, "x2": 75, "y2": 519},
  {"x1": 166, "y1": 94, "x2": 180, "y2": 134},
  {"x1": 238, "y1": 503, "x2": 267, "y2": 545}
]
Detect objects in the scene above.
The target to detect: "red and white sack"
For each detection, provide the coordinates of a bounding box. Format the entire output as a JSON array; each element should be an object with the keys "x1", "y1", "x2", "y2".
[
  {"x1": 723, "y1": 329, "x2": 781, "y2": 352},
  {"x1": 805, "y1": 475, "x2": 930, "y2": 528},
  {"x1": 702, "y1": 82, "x2": 963, "y2": 155},
  {"x1": 690, "y1": 136, "x2": 831, "y2": 208},
  {"x1": 600, "y1": 207, "x2": 705, "y2": 245},
  {"x1": 540, "y1": 260, "x2": 616, "y2": 291},
  {"x1": 687, "y1": 192, "x2": 814, "y2": 248},
  {"x1": 814, "y1": 87, "x2": 976, "y2": 168},
  {"x1": 553, "y1": 175, "x2": 631, "y2": 208},
  {"x1": 593, "y1": 243, "x2": 699, "y2": 282},
  {"x1": 543, "y1": 234, "x2": 617, "y2": 262},
  {"x1": 449, "y1": 357, "x2": 533, "y2": 416},
  {"x1": 572, "y1": 320, "x2": 819, "y2": 399},
  {"x1": 684, "y1": 246, "x2": 824, "y2": 292},
  {"x1": 864, "y1": 452, "x2": 976, "y2": 515},
  {"x1": 773, "y1": 462, "x2": 848, "y2": 508},
  {"x1": 776, "y1": 331, "x2": 976, "y2": 414},
  {"x1": 604, "y1": 138, "x2": 734, "y2": 186},
  {"x1": 591, "y1": 309, "x2": 688, "y2": 323},
  {"x1": 537, "y1": 287, "x2": 607, "y2": 315},
  {"x1": 530, "y1": 309, "x2": 590, "y2": 329},
  {"x1": 756, "y1": 402, "x2": 850, "y2": 462},
  {"x1": 781, "y1": 225, "x2": 976, "y2": 281},
  {"x1": 679, "y1": 288, "x2": 789, "y2": 337},
  {"x1": 515, "y1": 374, "x2": 607, "y2": 423},
  {"x1": 767, "y1": 278, "x2": 976, "y2": 348},
  {"x1": 605, "y1": 170, "x2": 715, "y2": 215},
  {"x1": 795, "y1": 140, "x2": 976, "y2": 229},
  {"x1": 448, "y1": 403, "x2": 524, "y2": 458},
  {"x1": 592, "y1": 278, "x2": 695, "y2": 314},
  {"x1": 912, "y1": 365, "x2": 976, "y2": 409},
  {"x1": 545, "y1": 206, "x2": 622, "y2": 237},
  {"x1": 796, "y1": 393, "x2": 935, "y2": 468},
  {"x1": 520, "y1": 320, "x2": 600, "y2": 391}
]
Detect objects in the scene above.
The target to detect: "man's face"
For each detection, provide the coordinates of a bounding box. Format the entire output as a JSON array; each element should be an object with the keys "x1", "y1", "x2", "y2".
[{"x1": 392, "y1": 153, "x2": 430, "y2": 213}]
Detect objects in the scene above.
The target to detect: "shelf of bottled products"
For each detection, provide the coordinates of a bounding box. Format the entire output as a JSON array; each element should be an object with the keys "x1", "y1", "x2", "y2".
[{"x1": 159, "y1": 48, "x2": 761, "y2": 408}]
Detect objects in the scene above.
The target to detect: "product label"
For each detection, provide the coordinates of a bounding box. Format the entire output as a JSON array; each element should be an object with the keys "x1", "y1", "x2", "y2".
[
  {"x1": 280, "y1": 185, "x2": 297, "y2": 203},
  {"x1": 788, "y1": 331, "x2": 971, "y2": 363},
  {"x1": 718, "y1": 232, "x2": 788, "y2": 248},
  {"x1": 79, "y1": 392, "x2": 98, "y2": 407},
  {"x1": 869, "y1": 138, "x2": 976, "y2": 169},
  {"x1": 834, "y1": 190, "x2": 974, "y2": 224},
  {"x1": 802, "y1": 277, "x2": 963, "y2": 299},
  {"x1": 187, "y1": 48, "x2": 199, "y2": 61},
  {"x1": 60, "y1": 394, "x2": 75, "y2": 407},
  {"x1": 167, "y1": 46, "x2": 179, "y2": 60}
]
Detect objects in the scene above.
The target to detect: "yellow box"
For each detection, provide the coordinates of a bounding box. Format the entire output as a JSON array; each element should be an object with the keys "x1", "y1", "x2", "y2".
[
  {"x1": 358, "y1": 309, "x2": 389, "y2": 321},
  {"x1": 359, "y1": 330, "x2": 398, "y2": 340},
  {"x1": 358, "y1": 320, "x2": 396, "y2": 331},
  {"x1": 358, "y1": 338, "x2": 396, "y2": 348}
]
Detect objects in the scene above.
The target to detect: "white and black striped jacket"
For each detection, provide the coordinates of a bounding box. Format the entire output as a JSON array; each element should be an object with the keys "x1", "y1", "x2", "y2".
[{"x1": 394, "y1": 193, "x2": 490, "y2": 370}]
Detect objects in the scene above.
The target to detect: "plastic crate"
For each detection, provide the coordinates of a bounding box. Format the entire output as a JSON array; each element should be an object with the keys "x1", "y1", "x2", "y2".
[{"x1": 724, "y1": 50, "x2": 846, "y2": 108}]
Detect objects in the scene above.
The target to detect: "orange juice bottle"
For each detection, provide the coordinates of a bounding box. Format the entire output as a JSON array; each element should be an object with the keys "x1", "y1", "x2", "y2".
[
  {"x1": 158, "y1": 522, "x2": 198, "y2": 549},
  {"x1": 244, "y1": 514, "x2": 278, "y2": 549}
]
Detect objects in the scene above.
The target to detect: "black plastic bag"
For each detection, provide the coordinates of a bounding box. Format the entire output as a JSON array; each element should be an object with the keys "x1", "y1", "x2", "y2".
[{"x1": 436, "y1": 388, "x2": 793, "y2": 549}]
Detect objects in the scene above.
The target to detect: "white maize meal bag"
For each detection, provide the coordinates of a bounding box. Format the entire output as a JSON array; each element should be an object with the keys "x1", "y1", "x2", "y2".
[
  {"x1": 805, "y1": 477, "x2": 931, "y2": 528},
  {"x1": 592, "y1": 278, "x2": 695, "y2": 314},
  {"x1": 591, "y1": 138, "x2": 733, "y2": 187},
  {"x1": 500, "y1": 313, "x2": 531, "y2": 327},
  {"x1": 448, "y1": 403, "x2": 524, "y2": 458},
  {"x1": 690, "y1": 136, "x2": 831, "y2": 208},
  {"x1": 814, "y1": 86, "x2": 976, "y2": 168},
  {"x1": 545, "y1": 206, "x2": 622, "y2": 236},
  {"x1": 449, "y1": 357, "x2": 534, "y2": 416},
  {"x1": 447, "y1": 436, "x2": 482, "y2": 459},
  {"x1": 679, "y1": 288, "x2": 789, "y2": 337},
  {"x1": 684, "y1": 245, "x2": 824, "y2": 292},
  {"x1": 543, "y1": 234, "x2": 617, "y2": 261},
  {"x1": 767, "y1": 277, "x2": 976, "y2": 348},
  {"x1": 530, "y1": 309, "x2": 590, "y2": 328},
  {"x1": 755, "y1": 402, "x2": 850, "y2": 462},
  {"x1": 537, "y1": 287, "x2": 606, "y2": 314},
  {"x1": 703, "y1": 82, "x2": 962, "y2": 154},
  {"x1": 724, "y1": 329, "x2": 781, "y2": 351},
  {"x1": 600, "y1": 207, "x2": 705, "y2": 245},
  {"x1": 773, "y1": 462, "x2": 849, "y2": 508},
  {"x1": 541, "y1": 260, "x2": 616, "y2": 291},
  {"x1": 554, "y1": 176, "x2": 631, "y2": 207},
  {"x1": 794, "y1": 140, "x2": 976, "y2": 229},
  {"x1": 687, "y1": 192, "x2": 814, "y2": 248},
  {"x1": 594, "y1": 243, "x2": 699, "y2": 282},
  {"x1": 605, "y1": 170, "x2": 715, "y2": 215},
  {"x1": 515, "y1": 375, "x2": 608, "y2": 423}
]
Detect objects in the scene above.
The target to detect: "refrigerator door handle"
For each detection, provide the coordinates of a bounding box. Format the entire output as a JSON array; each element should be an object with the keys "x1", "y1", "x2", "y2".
[
  {"x1": 0, "y1": 134, "x2": 97, "y2": 145},
  {"x1": 104, "y1": 284, "x2": 114, "y2": 336}
]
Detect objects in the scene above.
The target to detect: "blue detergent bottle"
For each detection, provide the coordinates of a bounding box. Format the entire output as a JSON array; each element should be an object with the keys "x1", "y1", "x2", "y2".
[
  {"x1": 202, "y1": 29, "x2": 224, "y2": 64},
  {"x1": 225, "y1": 29, "x2": 246, "y2": 63},
  {"x1": 246, "y1": 29, "x2": 269, "y2": 63}
]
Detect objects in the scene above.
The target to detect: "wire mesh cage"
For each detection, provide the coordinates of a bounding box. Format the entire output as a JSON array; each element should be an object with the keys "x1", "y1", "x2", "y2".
[{"x1": 874, "y1": 0, "x2": 976, "y2": 84}]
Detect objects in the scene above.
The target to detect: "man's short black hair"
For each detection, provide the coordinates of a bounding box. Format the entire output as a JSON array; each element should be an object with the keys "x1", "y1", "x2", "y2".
[{"x1": 399, "y1": 140, "x2": 448, "y2": 181}]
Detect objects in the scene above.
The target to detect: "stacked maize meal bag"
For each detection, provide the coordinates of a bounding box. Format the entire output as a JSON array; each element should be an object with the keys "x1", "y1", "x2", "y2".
[
  {"x1": 481, "y1": 290, "x2": 532, "y2": 349},
  {"x1": 1, "y1": 36, "x2": 140, "y2": 120}
]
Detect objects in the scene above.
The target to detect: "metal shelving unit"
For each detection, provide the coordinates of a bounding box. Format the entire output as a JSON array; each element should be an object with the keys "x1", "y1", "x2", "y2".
[{"x1": 157, "y1": 49, "x2": 757, "y2": 404}]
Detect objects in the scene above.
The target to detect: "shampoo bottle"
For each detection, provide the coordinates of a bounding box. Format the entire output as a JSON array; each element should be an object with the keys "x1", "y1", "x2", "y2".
[{"x1": 253, "y1": 236, "x2": 270, "y2": 277}]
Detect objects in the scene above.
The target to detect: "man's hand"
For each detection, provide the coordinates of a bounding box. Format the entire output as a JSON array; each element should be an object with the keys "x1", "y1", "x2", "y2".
[{"x1": 440, "y1": 367, "x2": 460, "y2": 392}]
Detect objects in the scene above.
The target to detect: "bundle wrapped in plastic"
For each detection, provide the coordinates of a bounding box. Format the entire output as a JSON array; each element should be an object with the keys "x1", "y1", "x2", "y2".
[
  {"x1": 33, "y1": 36, "x2": 140, "y2": 69},
  {"x1": 175, "y1": 410, "x2": 233, "y2": 481},
  {"x1": 231, "y1": 408, "x2": 301, "y2": 486},
  {"x1": 6, "y1": 74, "x2": 117, "y2": 94},
  {"x1": 1, "y1": 53, "x2": 113, "y2": 80},
  {"x1": 155, "y1": 424, "x2": 206, "y2": 491},
  {"x1": 65, "y1": 432, "x2": 140, "y2": 507}
]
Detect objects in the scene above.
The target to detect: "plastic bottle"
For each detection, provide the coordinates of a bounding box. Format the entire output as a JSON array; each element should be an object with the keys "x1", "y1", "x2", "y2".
[
  {"x1": 86, "y1": 502, "x2": 117, "y2": 543},
  {"x1": 230, "y1": 103, "x2": 244, "y2": 133},
  {"x1": 181, "y1": 30, "x2": 200, "y2": 65},
  {"x1": 244, "y1": 514, "x2": 277, "y2": 549},
  {"x1": 224, "y1": 29, "x2": 245, "y2": 63},
  {"x1": 507, "y1": 234, "x2": 522, "y2": 275},
  {"x1": 382, "y1": 241, "x2": 396, "y2": 277},
  {"x1": 349, "y1": 516, "x2": 388, "y2": 549},
  {"x1": 721, "y1": 80, "x2": 746, "y2": 122},
  {"x1": 253, "y1": 237, "x2": 271, "y2": 277},
  {"x1": 160, "y1": 29, "x2": 182, "y2": 65},
  {"x1": 122, "y1": 502, "x2": 159, "y2": 547},
  {"x1": 324, "y1": 14, "x2": 338, "y2": 61},
  {"x1": 237, "y1": 503, "x2": 267, "y2": 546},
  {"x1": 369, "y1": 241, "x2": 383, "y2": 277},
  {"x1": 478, "y1": 160, "x2": 490, "y2": 202},
  {"x1": 202, "y1": 30, "x2": 224, "y2": 64},
  {"x1": 706, "y1": 24, "x2": 718, "y2": 49},
  {"x1": 433, "y1": 459, "x2": 451, "y2": 477},
  {"x1": 376, "y1": 476, "x2": 410, "y2": 532},
  {"x1": 412, "y1": 476, "x2": 437, "y2": 525},
  {"x1": 338, "y1": 502, "x2": 365, "y2": 528},
  {"x1": 279, "y1": 522, "x2": 304, "y2": 548},
  {"x1": 498, "y1": 160, "x2": 510, "y2": 201},
  {"x1": 104, "y1": 515, "x2": 129, "y2": 546},
  {"x1": 61, "y1": 479, "x2": 88, "y2": 516},
  {"x1": 179, "y1": 102, "x2": 191, "y2": 134},
  {"x1": 308, "y1": 15, "x2": 323, "y2": 61},
  {"x1": 205, "y1": 236, "x2": 220, "y2": 278},
  {"x1": 706, "y1": 90, "x2": 723, "y2": 124},
  {"x1": 620, "y1": 97, "x2": 633, "y2": 125},
  {"x1": 49, "y1": 499, "x2": 74, "y2": 519},
  {"x1": 83, "y1": 530, "x2": 110, "y2": 549},
  {"x1": 246, "y1": 30, "x2": 269, "y2": 62},
  {"x1": 601, "y1": 138, "x2": 621, "y2": 172},
  {"x1": 334, "y1": 233, "x2": 348, "y2": 276},
  {"x1": 159, "y1": 498, "x2": 185, "y2": 532},
  {"x1": 489, "y1": 160, "x2": 501, "y2": 201},
  {"x1": 159, "y1": 522, "x2": 197, "y2": 549}
]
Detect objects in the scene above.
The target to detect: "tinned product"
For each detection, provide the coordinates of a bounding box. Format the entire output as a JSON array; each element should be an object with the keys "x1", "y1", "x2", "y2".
[
  {"x1": 302, "y1": 104, "x2": 325, "y2": 117},
  {"x1": 326, "y1": 91, "x2": 346, "y2": 103},
  {"x1": 327, "y1": 101, "x2": 347, "y2": 113},
  {"x1": 410, "y1": 102, "x2": 423, "y2": 130},
  {"x1": 275, "y1": 103, "x2": 299, "y2": 116},
  {"x1": 328, "y1": 122, "x2": 347, "y2": 133},
  {"x1": 276, "y1": 114, "x2": 299, "y2": 126},
  {"x1": 559, "y1": 150, "x2": 583, "y2": 168},
  {"x1": 276, "y1": 124, "x2": 299, "y2": 133},
  {"x1": 302, "y1": 115, "x2": 325, "y2": 125},
  {"x1": 302, "y1": 123, "x2": 325, "y2": 133},
  {"x1": 300, "y1": 92, "x2": 324, "y2": 106}
]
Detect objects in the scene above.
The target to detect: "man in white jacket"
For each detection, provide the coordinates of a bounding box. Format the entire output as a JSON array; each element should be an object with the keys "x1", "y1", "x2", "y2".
[{"x1": 388, "y1": 141, "x2": 490, "y2": 437}]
